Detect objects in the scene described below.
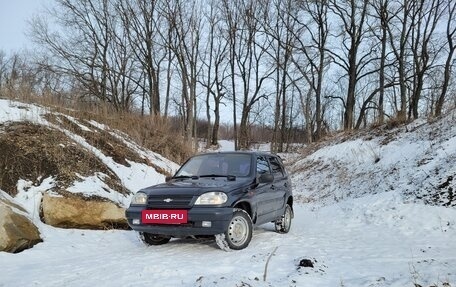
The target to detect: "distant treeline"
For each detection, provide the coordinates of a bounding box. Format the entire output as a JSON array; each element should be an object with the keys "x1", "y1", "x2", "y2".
[{"x1": 1, "y1": 0, "x2": 455, "y2": 151}]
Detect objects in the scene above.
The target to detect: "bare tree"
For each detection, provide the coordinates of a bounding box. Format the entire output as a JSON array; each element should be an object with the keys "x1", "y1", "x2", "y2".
[
  {"x1": 263, "y1": 0, "x2": 297, "y2": 152},
  {"x1": 0, "y1": 51, "x2": 8, "y2": 95},
  {"x1": 163, "y1": 0, "x2": 203, "y2": 148},
  {"x1": 221, "y1": 0, "x2": 241, "y2": 150},
  {"x1": 106, "y1": 7, "x2": 139, "y2": 111},
  {"x1": 385, "y1": 0, "x2": 416, "y2": 121},
  {"x1": 352, "y1": 0, "x2": 399, "y2": 128},
  {"x1": 328, "y1": 0, "x2": 374, "y2": 130},
  {"x1": 409, "y1": 0, "x2": 445, "y2": 119},
  {"x1": 30, "y1": 0, "x2": 140, "y2": 111},
  {"x1": 2, "y1": 53, "x2": 44, "y2": 99},
  {"x1": 208, "y1": 42, "x2": 229, "y2": 147},
  {"x1": 202, "y1": 3, "x2": 216, "y2": 148},
  {"x1": 200, "y1": 1, "x2": 230, "y2": 147},
  {"x1": 25, "y1": 0, "x2": 455, "y2": 140},
  {"x1": 234, "y1": 0, "x2": 275, "y2": 149},
  {"x1": 117, "y1": 0, "x2": 166, "y2": 115},
  {"x1": 435, "y1": 1, "x2": 456, "y2": 117},
  {"x1": 289, "y1": 0, "x2": 330, "y2": 140},
  {"x1": 369, "y1": 0, "x2": 391, "y2": 124}
]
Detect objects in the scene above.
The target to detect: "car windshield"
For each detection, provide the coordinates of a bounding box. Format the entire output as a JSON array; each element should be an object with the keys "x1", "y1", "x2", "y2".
[{"x1": 175, "y1": 153, "x2": 252, "y2": 178}]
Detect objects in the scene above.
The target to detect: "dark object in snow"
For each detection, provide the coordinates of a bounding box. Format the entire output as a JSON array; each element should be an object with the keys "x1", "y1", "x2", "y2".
[{"x1": 299, "y1": 259, "x2": 314, "y2": 268}]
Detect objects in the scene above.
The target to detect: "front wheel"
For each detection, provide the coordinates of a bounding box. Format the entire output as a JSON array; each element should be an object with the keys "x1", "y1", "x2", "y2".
[
  {"x1": 274, "y1": 204, "x2": 292, "y2": 233},
  {"x1": 215, "y1": 209, "x2": 253, "y2": 251},
  {"x1": 139, "y1": 232, "x2": 171, "y2": 245}
]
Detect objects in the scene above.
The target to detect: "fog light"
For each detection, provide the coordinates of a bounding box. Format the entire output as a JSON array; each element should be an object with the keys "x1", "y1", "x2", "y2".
[
  {"x1": 202, "y1": 221, "x2": 212, "y2": 227},
  {"x1": 132, "y1": 219, "x2": 140, "y2": 225}
]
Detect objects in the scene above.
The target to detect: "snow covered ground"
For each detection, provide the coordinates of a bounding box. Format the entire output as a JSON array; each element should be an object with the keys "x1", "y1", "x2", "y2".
[
  {"x1": 1, "y1": 99, "x2": 455, "y2": 287},
  {"x1": 1, "y1": 193, "x2": 455, "y2": 287}
]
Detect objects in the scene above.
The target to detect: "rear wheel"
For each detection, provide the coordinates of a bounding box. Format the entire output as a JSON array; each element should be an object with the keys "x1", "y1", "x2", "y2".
[
  {"x1": 274, "y1": 204, "x2": 292, "y2": 233},
  {"x1": 215, "y1": 209, "x2": 253, "y2": 251},
  {"x1": 139, "y1": 232, "x2": 171, "y2": 245}
]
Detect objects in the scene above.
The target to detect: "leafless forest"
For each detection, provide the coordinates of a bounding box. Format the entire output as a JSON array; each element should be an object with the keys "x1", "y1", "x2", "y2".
[{"x1": 0, "y1": 0, "x2": 455, "y2": 151}]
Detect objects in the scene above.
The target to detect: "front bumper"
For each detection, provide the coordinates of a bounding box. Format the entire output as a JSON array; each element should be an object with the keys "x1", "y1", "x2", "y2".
[{"x1": 125, "y1": 206, "x2": 234, "y2": 236}]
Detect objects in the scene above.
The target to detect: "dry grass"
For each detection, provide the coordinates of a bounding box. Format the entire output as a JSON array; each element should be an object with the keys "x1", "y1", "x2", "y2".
[
  {"x1": 4, "y1": 93, "x2": 194, "y2": 164},
  {"x1": 44, "y1": 113, "x2": 148, "y2": 167}
]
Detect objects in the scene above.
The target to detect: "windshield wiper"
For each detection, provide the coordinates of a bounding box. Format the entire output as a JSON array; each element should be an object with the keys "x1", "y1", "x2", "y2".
[{"x1": 172, "y1": 175, "x2": 199, "y2": 180}]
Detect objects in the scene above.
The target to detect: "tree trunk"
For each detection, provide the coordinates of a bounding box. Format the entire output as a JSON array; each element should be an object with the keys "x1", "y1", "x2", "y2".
[
  {"x1": 378, "y1": 2, "x2": 388, "y2": 124},
  {"x1": 435, "y1": 2, "x2": 456, "y2": 116},
  {"x1": 212, "y1": 97, "x2": 221, "y2": 145}
]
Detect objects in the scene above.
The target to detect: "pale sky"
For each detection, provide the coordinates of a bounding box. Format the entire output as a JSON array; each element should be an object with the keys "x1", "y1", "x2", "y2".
[{"x1": 0, "y1": 0, "x2": 50, "y2": 53}]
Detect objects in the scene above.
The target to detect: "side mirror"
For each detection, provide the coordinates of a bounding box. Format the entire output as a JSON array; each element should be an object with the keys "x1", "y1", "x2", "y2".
[
  {"x1": 259, "y1": 173, "x2": 273, "y2": 183},
  {"x1": 165, "y1": 176, "x2": 172, "y2": 182}
]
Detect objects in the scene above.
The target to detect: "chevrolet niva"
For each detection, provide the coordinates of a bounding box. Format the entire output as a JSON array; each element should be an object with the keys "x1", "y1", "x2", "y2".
[{"x1": 125, "y1": 151, "x2": 293, "y2": 251}]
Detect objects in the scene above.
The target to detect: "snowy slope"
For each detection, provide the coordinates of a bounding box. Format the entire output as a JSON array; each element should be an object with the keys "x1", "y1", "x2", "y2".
[
  {"x1": 291, "y1": 111, "x2": 456, "y2": 208},
  {"x1": 1, "y1": 100, "x2": 455, "y2": 287},
  {"x1": 0, "y1": 99, "x2": 179, "y2": 210}
]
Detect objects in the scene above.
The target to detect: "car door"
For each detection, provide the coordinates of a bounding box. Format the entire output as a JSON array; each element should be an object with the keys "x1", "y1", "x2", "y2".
[
  {"x1": 267, "y1": 155, "x2": 288, "y2": 216},
  {"x1": 253, "y1": 155, "x2": 276, "y2": 224}
]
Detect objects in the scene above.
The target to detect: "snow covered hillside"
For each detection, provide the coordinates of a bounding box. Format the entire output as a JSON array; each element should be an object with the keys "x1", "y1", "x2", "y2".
[
  {"x1": 1, "y1": 99, "x2": 455, "y2": 287},
  {"x1": 0, "y1": 99, "x2": 179, "y2": 208},
  {"x1": 290, "y1": 111, "x2": 456, "y2": 208}
]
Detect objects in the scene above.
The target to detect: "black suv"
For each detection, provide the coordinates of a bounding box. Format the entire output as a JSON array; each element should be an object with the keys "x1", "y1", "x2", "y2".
[{"x1": 125, "y1": 151, "x2": 293, "y2": 250}]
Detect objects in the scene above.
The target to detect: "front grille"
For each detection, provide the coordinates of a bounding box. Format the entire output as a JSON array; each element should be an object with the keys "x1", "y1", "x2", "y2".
[
  {"x1": 147, "y1": 195, "x2": 194, "y2": 209},
  {"x1": 146, "y1": 223, "x2": 194, "y2": 227}
]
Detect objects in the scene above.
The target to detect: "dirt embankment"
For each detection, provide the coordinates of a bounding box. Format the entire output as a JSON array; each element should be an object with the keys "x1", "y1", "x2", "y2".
[{"x1": 0, "y1": 122, "x2": 129, "y2": 198}]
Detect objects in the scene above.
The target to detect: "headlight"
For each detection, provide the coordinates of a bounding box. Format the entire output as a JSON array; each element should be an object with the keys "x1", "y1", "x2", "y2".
[
  {"x1": 195, "y1": 192, "x2": 228, "y2": 205},
  {"x1": 131, "y1": 192, "x2": 147, "y2": 205}
]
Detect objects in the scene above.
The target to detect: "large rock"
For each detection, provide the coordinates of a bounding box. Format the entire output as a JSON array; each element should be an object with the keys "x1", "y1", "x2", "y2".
[
  {"x1": 0, "y1": 195, "x2": 42, "y2": 253},
  {"x1": 41, "y1": 193, "x2": 128, "y2": 229}
]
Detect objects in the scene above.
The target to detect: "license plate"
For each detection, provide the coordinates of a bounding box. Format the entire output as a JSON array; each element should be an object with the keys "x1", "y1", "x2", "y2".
[{"x1": 141, "y1": 210, "x2": 188, "y2": 224}]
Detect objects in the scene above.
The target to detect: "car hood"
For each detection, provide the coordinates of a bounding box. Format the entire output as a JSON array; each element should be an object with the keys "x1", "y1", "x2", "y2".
[{"x1": 139, "y1": 177, "x2": 252, "y2": 196}]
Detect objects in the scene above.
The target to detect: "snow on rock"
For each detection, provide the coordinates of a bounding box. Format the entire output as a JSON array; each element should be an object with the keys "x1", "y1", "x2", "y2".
[
  {"x1": 14, "y1": 177, "x2": 55, "y2": 221},
  {"x1": 66, "y1": 173, "x2": 129, "y2": 206},
  {"x1": 0, "y1": 190, "x2": 42, "y2": 253}
]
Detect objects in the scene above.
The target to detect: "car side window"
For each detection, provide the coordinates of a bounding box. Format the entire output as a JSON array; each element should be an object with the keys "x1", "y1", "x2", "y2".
[
  {"x1": 268, "y1": 156, "x2": 284, "y2": 177},
  {"x1": 256, "y1": 156, "x2": 271, "y2": 175}
]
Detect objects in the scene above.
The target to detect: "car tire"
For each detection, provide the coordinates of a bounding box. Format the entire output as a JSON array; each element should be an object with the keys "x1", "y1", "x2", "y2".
[
  {"x1": 139, "y1": 232, "x2": 171, "y2": 245},
  {"x1": 274, "y1": 204, "x2": 292, "y2": 234},
  {"x1": 215, "y1": 209, "x2": 253, "y2": 251}
]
